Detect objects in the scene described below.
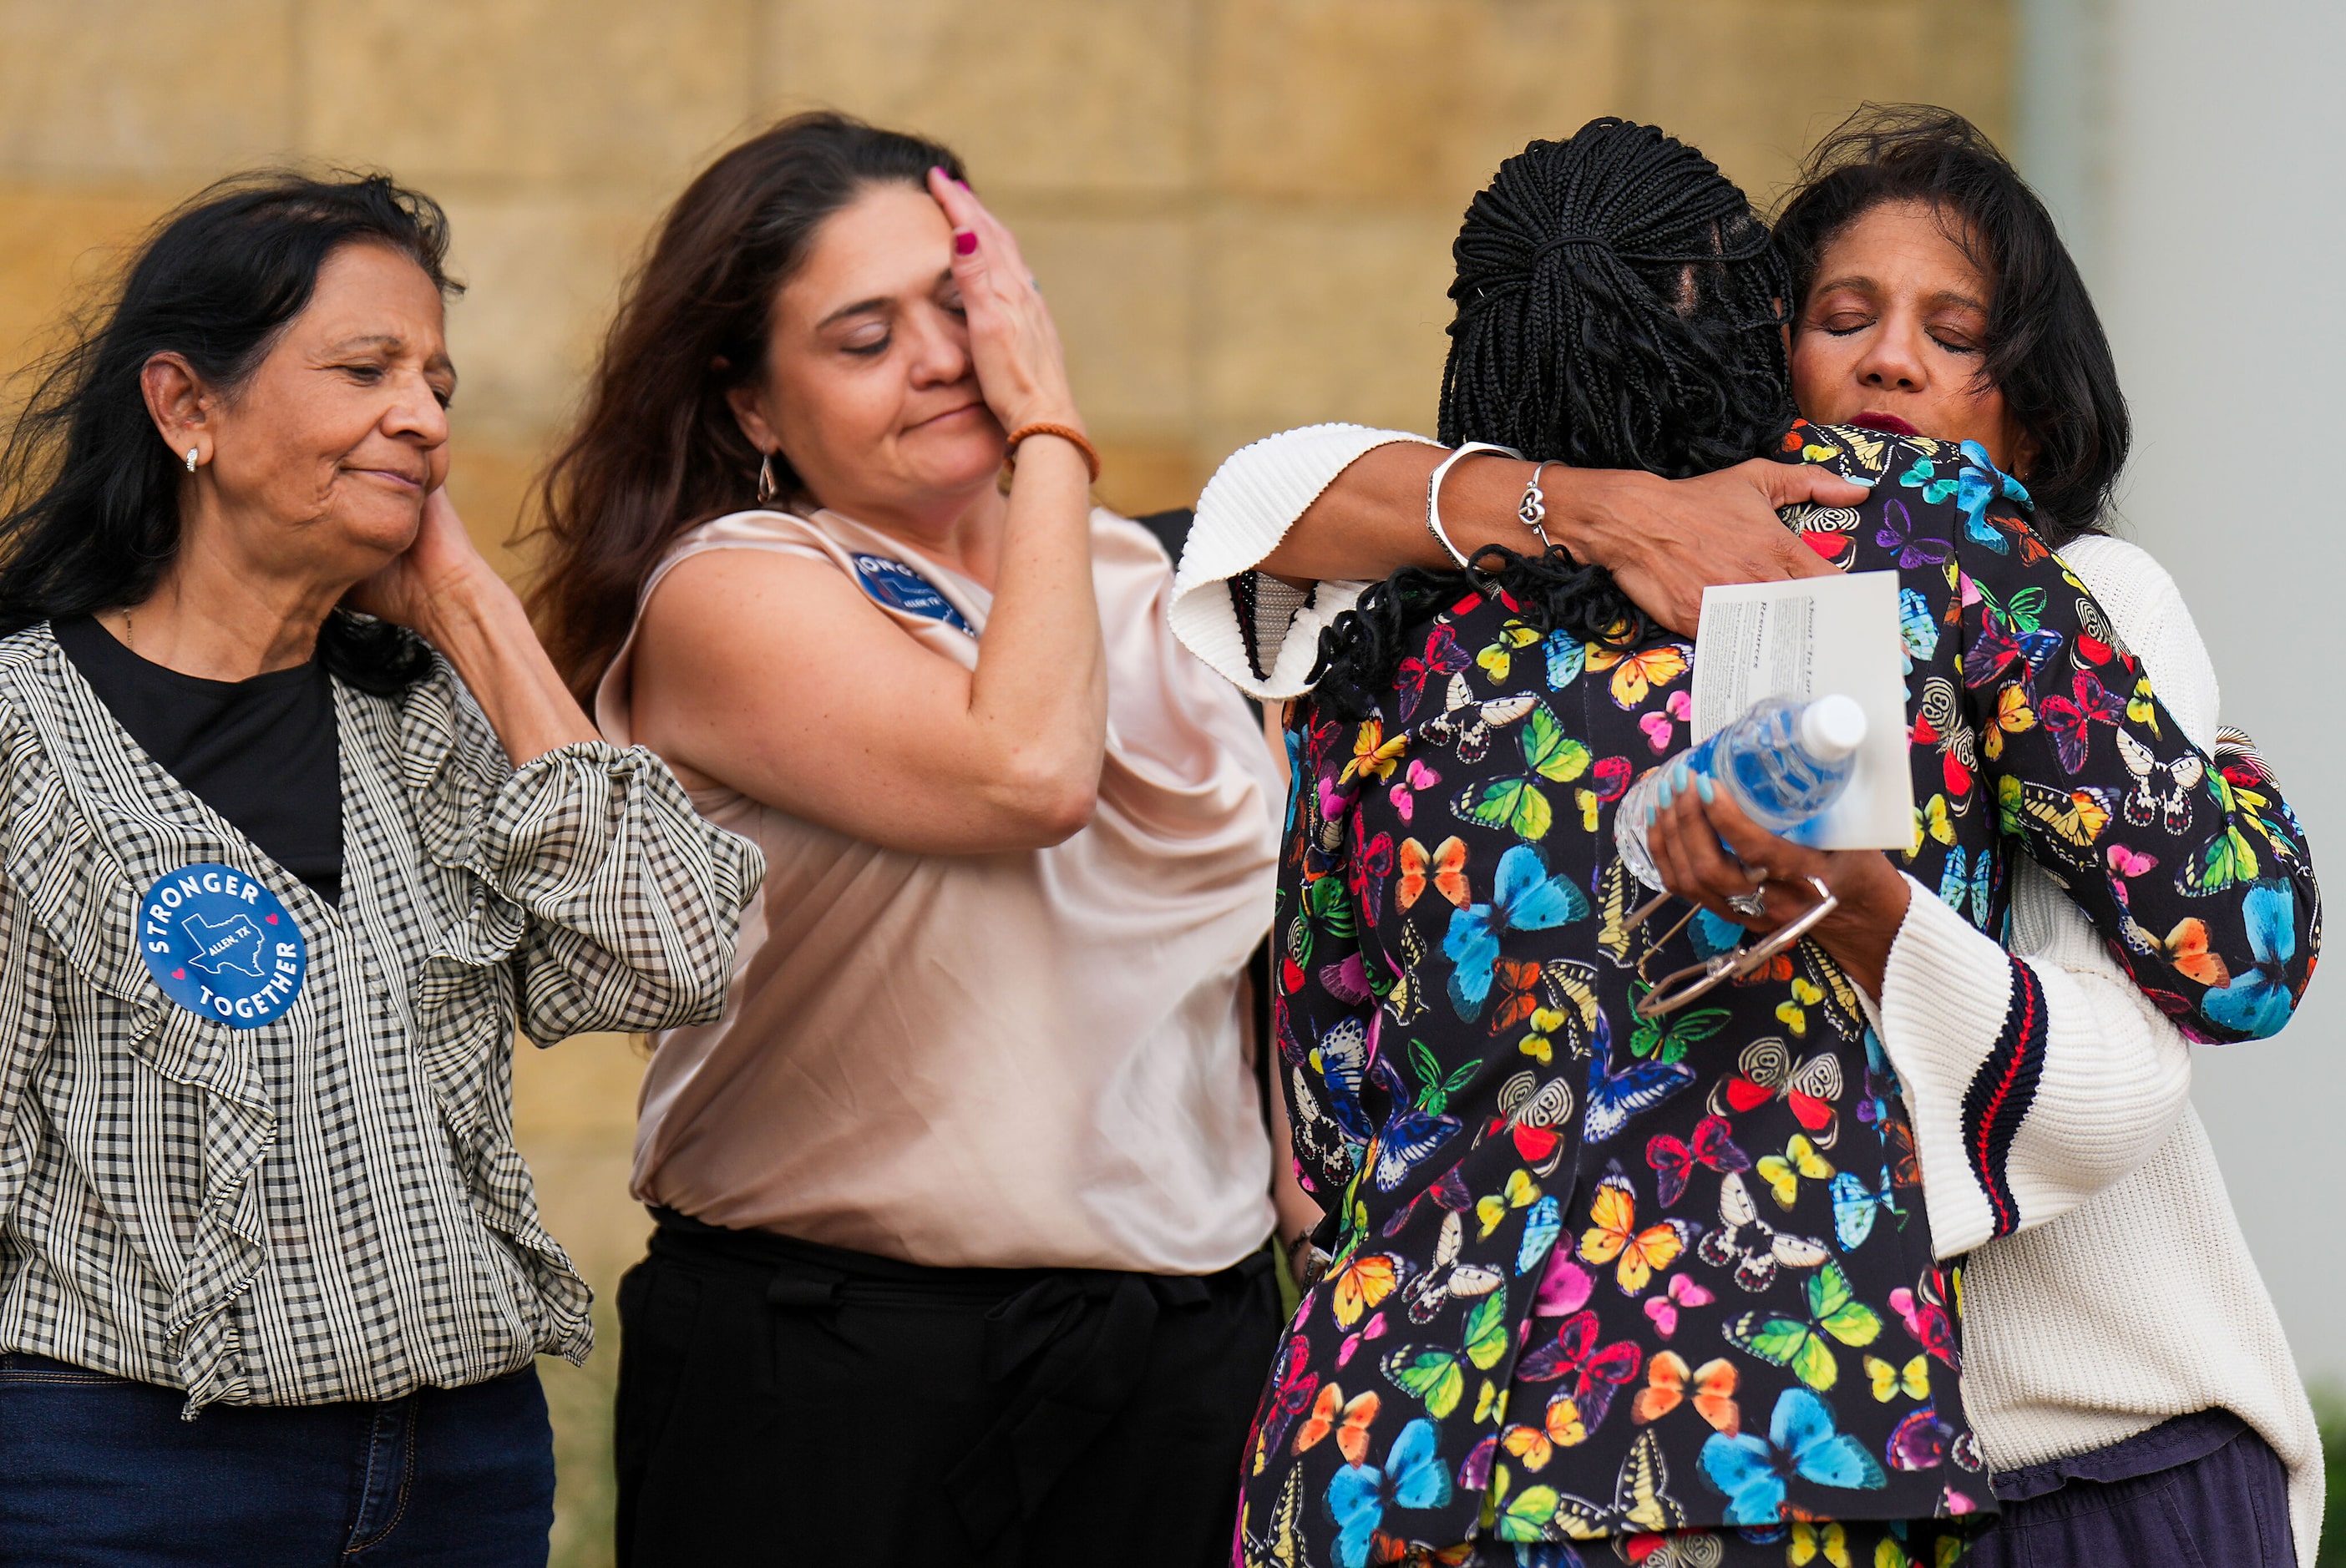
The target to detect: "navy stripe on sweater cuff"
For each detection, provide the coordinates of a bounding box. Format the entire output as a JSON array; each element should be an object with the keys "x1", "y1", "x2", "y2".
[{"x1": 1960, "y1": 955, "x2": 2047, "y2": 1237}]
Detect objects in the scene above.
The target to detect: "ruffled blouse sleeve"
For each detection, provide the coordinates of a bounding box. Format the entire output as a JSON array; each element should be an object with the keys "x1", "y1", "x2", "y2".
[
  {"x1": 479, "y1": 741, "x2": 763, "y2": 1044},
  {"x1": 400, "y1": 663, "x2": 765, "y2": 1047},
  {"x1": 1171, "y1": 422, "x2": 1438, "y2": 698},
  {"x1": 0, "y1": 867, "x2": 63, "y2": 1224}
]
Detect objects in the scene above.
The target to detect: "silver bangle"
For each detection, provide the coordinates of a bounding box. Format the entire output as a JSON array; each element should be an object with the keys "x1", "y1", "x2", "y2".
[
  {"x1": 1426, "y1": 441, "x2": 1524, "y2": 571},
  {"x1": 1518, "y1": 460, "x2": 1558, "y2": 552}
]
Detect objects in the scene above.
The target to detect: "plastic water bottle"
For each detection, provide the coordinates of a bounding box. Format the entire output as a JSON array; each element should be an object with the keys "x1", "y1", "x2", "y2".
[{"x1": 1615, "y1": 694, "x2": 1868, "y2": 891}]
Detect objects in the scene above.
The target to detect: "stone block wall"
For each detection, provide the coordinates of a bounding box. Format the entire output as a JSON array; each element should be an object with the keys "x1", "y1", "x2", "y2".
[
  {"x1": 0, "y1": 6, "x2": 2011, "y2": 1561},
  {"x1": 1, "y1": 0, "x2": 2013, "y2": 534}
]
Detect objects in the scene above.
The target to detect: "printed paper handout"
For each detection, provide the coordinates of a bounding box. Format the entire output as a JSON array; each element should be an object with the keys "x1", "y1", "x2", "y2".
[{"x1": 1691, "y1": 570, "x2": 1913, "y2": 851}]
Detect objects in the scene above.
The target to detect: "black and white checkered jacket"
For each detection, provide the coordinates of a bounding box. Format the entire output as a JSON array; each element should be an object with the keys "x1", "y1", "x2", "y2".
[{"x1": 0, "y1": 625, "x2": 763, "y2": 1412}]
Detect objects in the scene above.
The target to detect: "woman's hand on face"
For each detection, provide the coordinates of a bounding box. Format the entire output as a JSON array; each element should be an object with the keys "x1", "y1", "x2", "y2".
[
  {"x1": 1641, "y1": 761, "x2": 1913, "y2": 997},
  {"x1": 925, "y1": 168, "x2": 1082, "y2": 437},
  {"x1": 344, "y1": 488, "x2": 497, "y2": 641},
  {"x1": 349, "y1": 485, "x2": 600, "y2": 762}
]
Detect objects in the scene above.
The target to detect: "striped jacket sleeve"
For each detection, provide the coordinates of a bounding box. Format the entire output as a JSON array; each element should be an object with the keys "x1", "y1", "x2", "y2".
[
  {"x1": 420, "y1": 667, "x2": 766, "y2": 1047},
  {"x1": 1877, "y1": 539, "x2": 2222, "y2": 1257},
  {"x1": 1879, "y1": 868, "x2": 2192, "y2": 1257},
  {"x1": 480, "y1": 742, "x2": 765, "y2": 1045}
]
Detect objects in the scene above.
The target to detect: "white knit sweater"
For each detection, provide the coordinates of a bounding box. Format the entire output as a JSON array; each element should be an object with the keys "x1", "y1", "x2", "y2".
[{"x1": 1172, "y1": 425, "x2": 2323, "y2": 1565}]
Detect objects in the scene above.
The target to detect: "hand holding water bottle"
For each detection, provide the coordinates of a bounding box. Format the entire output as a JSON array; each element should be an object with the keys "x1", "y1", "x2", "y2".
[
  {"x1": 1616, "y1": 695, "x2": 1868, "y2": 890},
  {"x1": 1639, "y1": 699, "x2": 1913, "y2": 999}
]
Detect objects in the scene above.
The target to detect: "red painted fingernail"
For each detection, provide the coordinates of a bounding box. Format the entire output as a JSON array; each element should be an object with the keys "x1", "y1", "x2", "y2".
[{"x1": 954, "y1": 230, "x2": 978, "y2": 256}]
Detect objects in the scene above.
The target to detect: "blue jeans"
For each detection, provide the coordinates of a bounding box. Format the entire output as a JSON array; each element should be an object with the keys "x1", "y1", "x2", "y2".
[{"x1": 0, "y1": 1353, "x2": 555, "y2": 1567}]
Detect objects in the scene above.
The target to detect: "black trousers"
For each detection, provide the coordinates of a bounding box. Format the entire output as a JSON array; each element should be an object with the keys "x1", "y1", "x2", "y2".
[
  {"x1": 1969, "y1": 1415, "x2": 2297, "y2": 1568},
  {"x1": 614, "y1": 1211, "x2": 1281, "y2": 1567}
]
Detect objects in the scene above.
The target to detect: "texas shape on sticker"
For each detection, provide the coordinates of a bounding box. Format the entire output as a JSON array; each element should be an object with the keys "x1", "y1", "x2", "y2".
[{"x1": 136, "y1": 862, "x2": 308, "y2": 1029}]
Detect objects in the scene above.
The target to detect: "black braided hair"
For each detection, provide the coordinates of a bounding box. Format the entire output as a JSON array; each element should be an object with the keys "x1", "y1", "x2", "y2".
[
  {"x1": 1440, "y1": 119, "x2": 1793, "y2": 477},
  {"x1": 1312, "y1": 120, "x2": 1798, "y2": 719}
]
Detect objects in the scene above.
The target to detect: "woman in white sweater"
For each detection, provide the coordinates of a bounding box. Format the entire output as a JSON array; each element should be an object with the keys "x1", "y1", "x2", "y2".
[{"x1": 1178, "y1": 110, "x2": 2319, "y2": 1565}]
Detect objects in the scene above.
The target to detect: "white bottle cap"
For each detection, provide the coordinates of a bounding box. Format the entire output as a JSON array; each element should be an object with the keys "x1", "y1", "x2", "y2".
[{"x1": 1798, "y1": 693, "x2": 1867, "y2": 760}]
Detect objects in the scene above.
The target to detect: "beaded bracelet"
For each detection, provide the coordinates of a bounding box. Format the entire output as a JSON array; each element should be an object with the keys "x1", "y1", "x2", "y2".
[{"x1": 1004, "y1": 422, "x2": 1102, "y2": 483}]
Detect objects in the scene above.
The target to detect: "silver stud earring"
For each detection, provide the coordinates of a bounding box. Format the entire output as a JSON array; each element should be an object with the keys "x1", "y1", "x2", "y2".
[
  {"x1": 755, "y1": 453, "x2": 778, "y2": 506},
  {"x1": 185, "y1": 448, "x2": 199, "y2": 473}
]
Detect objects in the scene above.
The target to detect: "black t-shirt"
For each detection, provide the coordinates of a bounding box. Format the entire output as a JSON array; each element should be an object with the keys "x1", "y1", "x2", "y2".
[{"x1": 54, "y1": 616, "x2": 343, "y2": 905}]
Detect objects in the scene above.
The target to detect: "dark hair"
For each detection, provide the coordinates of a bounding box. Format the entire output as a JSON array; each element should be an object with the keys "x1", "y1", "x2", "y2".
[
  {"x1": 1771, "y1": 104, "x2": 2127, "y2": 544},
  {"x1": 0, "y1": 170, "x2": 458, "y2": 693},
  {"x1": 1442, "y1": 119, "x2": 1795, "y2": 478},
  {"x1": 1315, "y1": 120, "x2": 1796, "y2": 717},
  {"x1": 530, "y1": 111, "x2": 966, "y2": 702}
]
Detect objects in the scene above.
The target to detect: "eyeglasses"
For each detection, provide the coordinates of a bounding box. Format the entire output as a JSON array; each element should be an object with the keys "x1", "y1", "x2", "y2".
[{"x1": 1619, "y1": 875, "x2": 1840, "y2": 1019}]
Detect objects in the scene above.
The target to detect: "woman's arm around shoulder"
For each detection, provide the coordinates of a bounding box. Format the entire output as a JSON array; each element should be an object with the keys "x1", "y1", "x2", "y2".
[
  {"x1": 1171, "y1": 423, "x2": 1432, "y2": 700},
  {"x1": 1961, "y1": 513, "x2": 2317, "y2": 1046},
  {"x1": 1171, "y1": 425, "x2": 1867, "y2": 699},
  {"x1": 1640, "y1": 530, "x2": 2266, "y2": 1256},
  {"x1": 1869, "y1": 536, "x2": 2227, "y2": 1256}
]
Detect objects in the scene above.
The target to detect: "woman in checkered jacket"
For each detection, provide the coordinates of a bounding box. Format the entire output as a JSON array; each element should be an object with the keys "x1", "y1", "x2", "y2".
[{"x1": 0, "y1": 173, "x2": 760, "y2": 1565}]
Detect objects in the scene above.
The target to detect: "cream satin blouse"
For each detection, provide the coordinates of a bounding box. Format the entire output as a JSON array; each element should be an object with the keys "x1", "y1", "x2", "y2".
[{"x1": 597, "y1": 507, "x2": 1281, "y2": 1274}]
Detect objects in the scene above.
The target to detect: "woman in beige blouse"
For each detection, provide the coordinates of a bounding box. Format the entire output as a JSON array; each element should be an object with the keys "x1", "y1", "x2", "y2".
[{"x1": 531, "y1": 113, "x2": 1303, "y2": 1566}]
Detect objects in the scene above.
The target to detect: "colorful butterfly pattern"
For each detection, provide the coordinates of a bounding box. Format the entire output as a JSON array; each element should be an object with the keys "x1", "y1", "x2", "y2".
[{"x1": 1238, "y1": 424, "x2": 2317, "y2": 1567}]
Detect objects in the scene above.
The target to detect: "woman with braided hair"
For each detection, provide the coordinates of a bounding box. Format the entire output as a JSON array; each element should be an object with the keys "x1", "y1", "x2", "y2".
[
  {"x1": 1439, "y1": 125, "x2": 1791, "y2": 493},
  {"x1": 1198, "y1": 115, "x2": 2317, "y2": 1568}
]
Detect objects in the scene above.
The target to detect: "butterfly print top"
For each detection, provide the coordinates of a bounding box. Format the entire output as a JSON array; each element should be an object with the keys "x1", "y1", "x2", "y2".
[
  {"x1": 1238, "y1": 423, "x2": 2317, "y2": 1567},
  {"x1": 1777, "y1": 422, "x2": 2316, "y2": 1050}
]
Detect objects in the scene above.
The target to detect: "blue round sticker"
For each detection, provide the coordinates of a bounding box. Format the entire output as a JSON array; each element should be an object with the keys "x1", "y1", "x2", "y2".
[
  {"x1": 136, "y1": 862, "x2": 307, "y2": 1029},
  {"x1": 849, "y1": 553, "x2": 974, "y2": 635}
]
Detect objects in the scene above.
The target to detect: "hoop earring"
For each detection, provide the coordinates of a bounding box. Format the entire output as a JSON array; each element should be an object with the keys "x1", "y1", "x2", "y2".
[
  {"x1": 185, "y1": 448, "x2": 199, "y2": 473},
  {"x1": 755, "y1": 453, "x2": 778, "y2": 506}
]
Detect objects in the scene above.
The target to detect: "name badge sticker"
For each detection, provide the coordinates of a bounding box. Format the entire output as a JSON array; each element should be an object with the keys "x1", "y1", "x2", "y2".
[
  {"x1": 849, "y1": 554, "x2": 975, "y2": 635},
  {"x1": 136, "y1": 862, "x2": 307, "y2": 1029}
]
